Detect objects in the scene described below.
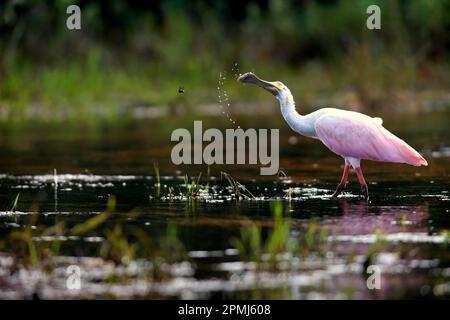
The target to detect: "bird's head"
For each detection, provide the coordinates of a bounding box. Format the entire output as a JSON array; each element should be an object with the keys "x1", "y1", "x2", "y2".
[{"x1": 238, "y1": 72, "x2": 287, "y2": 99}]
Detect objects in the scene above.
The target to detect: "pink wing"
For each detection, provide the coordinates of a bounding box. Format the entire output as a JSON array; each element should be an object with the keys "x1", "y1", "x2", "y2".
[{"x1": 314, "y1": 112, "x2": 428, "y2": 166}]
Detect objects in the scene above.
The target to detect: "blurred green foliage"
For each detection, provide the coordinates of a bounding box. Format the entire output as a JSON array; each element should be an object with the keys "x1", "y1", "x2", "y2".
[{"x1": 0, "y1": 0, "x2": 449, "y2": 121}]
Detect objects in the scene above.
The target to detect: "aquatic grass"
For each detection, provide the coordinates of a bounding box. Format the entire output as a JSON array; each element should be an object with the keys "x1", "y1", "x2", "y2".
[
  {"x1": 221, "y1": 171, "x2": 239, "y2": 198},
  {"x1": 0, "y1": 192, "x2": 190, "y2": 293},
  {"x1": 305, "y1": 223, "x2": 318, "y2": 249},
  {"x1": 160, "y1": 224, "x2": 186, "y2": 262},
  {"x1": 71, "y1": 195, "x2": 116, "y2": 236},
  {"x1": 277, "y1": 170, "x2": 287, "y2": 178},
  {"x1": 221, "y1": 171, "x2": 255, "y2": 200},
  {"x1": 4, "y1": 192, "x2": 21, "y2": 223},
  {"x1": 41, "y1": 221, "x2": 66, "y2": 256},
  {"x1": 265, "y1": 202, "x2": 297, "y2": 268},
  {"x1": 100, "y1": 225, "x2": 137, "y2": 265},
  {"x1": 319, "y1": 226, "x2": 329, "y2": 245},
  {"x1": 5, "y1": 214, "x2": 75, "y2": 267},
  {"x1": 69, "y1": 196, "x2": 185, "y2": 267},
  {"x1": 3, "y1": 213, "x2": 39, "y2": 267},
  {"x1": 183, "y1": 197, "x2": 199, "y2": 215},
  {"x1": 0, "y1": 194, "x2": 187, "y2": 276},
  {"x1": 299, "y1": 222, "x2": 330, "y2": 257},
  {"x1": 9, "y1": 192, "x2": 20, "y2": 212},
  {"x1": 22, "y1": 228, "x2": 38, "y2": 267},
  {"x1": 231, "y1": 224, "x2": 262, "y2": 264},
  {"x1": 283, "y1": 187, "x2": 294, "y2": 201},
  {"x1": 183, "y1": 172, "x2": 202, "y2": 199},
  {"x1": 153, "y1": 161, "x2": 161, "y2": 198},
  {"x1": 152, "y1": 167, "x2": 216, "y2": 203},
  {"x1": 232, "y1": 201, "x2": 296, "y2": 270},
  {"x1": 363, "y1": 228, "x2": 389, "y2": 270},
  {"x1": 232, "y1": 202, "x2": 336, "y2": 270},
  {"x1": 167, "y1": 186, "x2": 175, "y2": 199},
  {"x1": 205, "y1": 165, "x2": 211, "y2": 191},
  {"x1": 150, "y1": 224, "x2": 187, "y2": 281}
]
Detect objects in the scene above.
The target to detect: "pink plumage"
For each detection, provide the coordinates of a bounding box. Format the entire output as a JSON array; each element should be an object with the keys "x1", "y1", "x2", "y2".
[
  {"x1": 315, "y1": 111, "x2": 428, "y2": 167},
  {"x1": 315, "y1": 110, "x2": 427, "y2": 166}
]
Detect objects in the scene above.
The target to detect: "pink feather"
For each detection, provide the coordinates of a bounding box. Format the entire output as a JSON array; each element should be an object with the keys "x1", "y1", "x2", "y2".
[{"x1": 314, "y1": 112, "x2": 428, "y2": 166}]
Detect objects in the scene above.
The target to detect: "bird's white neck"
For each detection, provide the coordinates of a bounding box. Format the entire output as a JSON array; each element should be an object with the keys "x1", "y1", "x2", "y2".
[{"x1": 277, "y1": 89, "x2": 316, "y2": 137}]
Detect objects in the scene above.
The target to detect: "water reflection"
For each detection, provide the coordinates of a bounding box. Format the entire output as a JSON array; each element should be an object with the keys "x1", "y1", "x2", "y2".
[{"x1": 331, "y1": 199, "x2": 429, "y2": 235}]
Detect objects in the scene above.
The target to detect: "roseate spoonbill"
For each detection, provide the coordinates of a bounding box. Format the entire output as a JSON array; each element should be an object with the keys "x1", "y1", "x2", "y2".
[{"x1": 238, "y1": 72, "x2": 427, "y2": 199}]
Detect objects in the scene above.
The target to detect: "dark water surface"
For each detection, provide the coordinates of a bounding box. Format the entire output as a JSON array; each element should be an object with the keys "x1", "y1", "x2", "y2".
[{"x1": 0, "y1": 111, "x2": 449, "y2": 299}]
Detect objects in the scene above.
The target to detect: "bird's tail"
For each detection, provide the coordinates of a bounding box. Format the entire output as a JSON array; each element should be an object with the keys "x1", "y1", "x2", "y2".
[
  {"x1": 379, "y1": 126, "x2": 428, "y2": 166},
  {"x1": 398, "y1": 141, "x2": 428, "y2": 166}
]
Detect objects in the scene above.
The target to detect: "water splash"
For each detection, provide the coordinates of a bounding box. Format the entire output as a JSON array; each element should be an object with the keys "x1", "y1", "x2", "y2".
[
  {"x1": 231, "y1": 62, "x2": 240, "y2": 78},
  {"x1": 217, "y1": 64, "x2": 240, "y2": 129}
]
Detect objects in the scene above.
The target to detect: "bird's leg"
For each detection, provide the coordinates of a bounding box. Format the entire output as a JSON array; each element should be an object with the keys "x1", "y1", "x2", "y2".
[
  {"x1": 355, "y1": 167, "x2": 369, "y2": 199},
  {"x1": 332, "y1": 165, "x2": 350, "y2": 197}
]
